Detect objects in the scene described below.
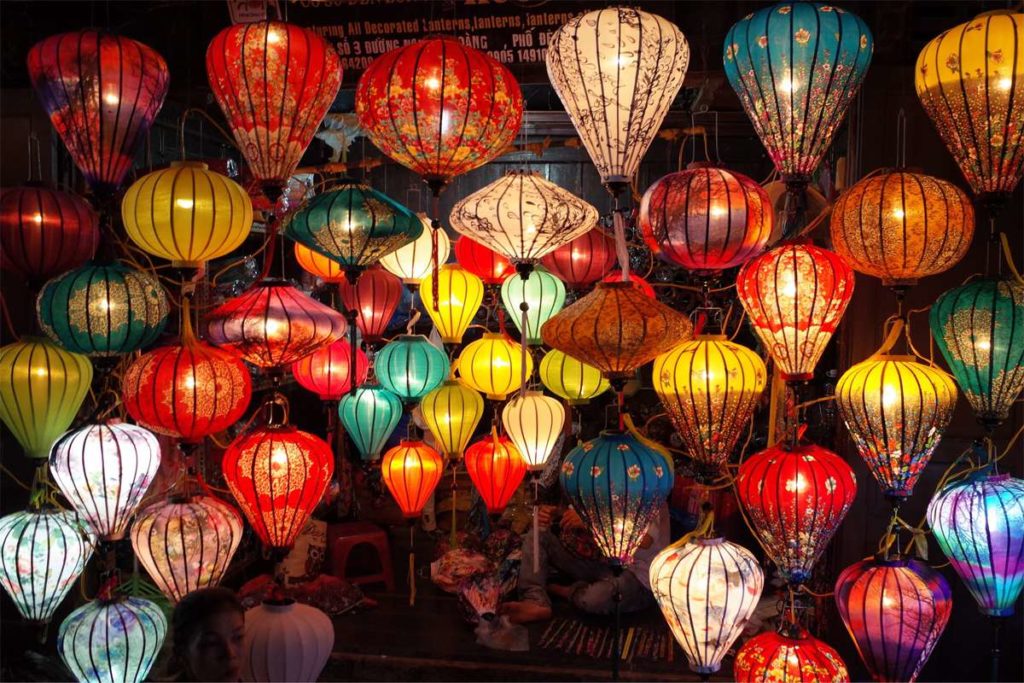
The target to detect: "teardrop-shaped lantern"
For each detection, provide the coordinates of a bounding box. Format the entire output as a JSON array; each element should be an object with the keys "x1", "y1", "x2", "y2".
[
  {"x1": 0, "y1": 186, "x2": 99, "y2": 282},
  {"x1": 290, "y1": 340, "x2": 369, "y2": 401},
  {"x1": 27, "y1": 31, "x2": 169, "y2": 194},
  {"x1": 540, "y1": 228, "x2": 618, "y2": 289},
  {"x1": 502, "y1": 391, "x2": 566, "y2": 471},
  {"x1": 420, "y1": 380, "x2": 484, "y2": 459},
  {"x1": 242, "y1": 600, "x2": 334, "y2": 683},
  {"x1": 734, "y1": 626, "x2": 848, "y2": 682},
  {"x1": 337, "y1": 266, "x2": 403, "y2": 344},
  {"x1": 374, "y1": 335, "x2": 450, "y2": 402},
  {"x1": 501, "y1": 268, "x2": 566, "y2": 346},
  {"x1": 457, "y1": 333, "x2": 532, "y2": 400},
  {"x1": 539, "y1": 349, "x2": 610, "y2": 405},
  {"x1": 419, "y1": 264, "x2": 485, "y2": 344},
  {"x1": 379, "y1": 216, "x2": 451, "y2": 285},
  {"x1": 454, "y1": 236, "x2": 515, "y2": 285},
  {"x1": 294, "y1": 243, "x2": 346, "y2": 283},
  {"x1": 58, "y1": 596, "x2": 167, "y2": 683},
  {"x1": 338, "y1": 384, "x2": 403, "y2": 462},
  {"x1": 724, "y1": 3, "x2": 873, "y2": 185},
  {"x1": 381, "y1": 439, "x2": 445, "y2": 518},
  {"x1": 464, "y1": 433, "x2": 526, "y2": 514}
]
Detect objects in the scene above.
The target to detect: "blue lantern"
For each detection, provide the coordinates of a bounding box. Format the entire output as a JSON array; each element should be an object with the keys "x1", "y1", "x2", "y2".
[
  {"x1": 374, "y1": 335, "x2": 449, "y2": 402},
  {"x1": 338, "y1": 384, "x2": 403, "y2": 461},
  {"x1": 58, "y1": 596, "x2": 166, "y2": 683}
]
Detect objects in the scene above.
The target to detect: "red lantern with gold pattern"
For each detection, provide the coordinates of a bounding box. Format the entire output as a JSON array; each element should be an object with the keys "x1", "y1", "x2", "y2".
[
  {"x1": 463, "y1": 432, "x2": 526, "y2": 514},
  {"x1": 381, "y1": 440, "x2": 445, "y2": 518},
  {"x1": 337, "y1": 266, "x2": 403, "y2": 344},
  {"x1": 290, "y1": 340, "x2": 369, "y2": 402},
  {"x1": 0, "y1": 186, "x2": 99, "y2": 282},
  {"x1": 540, "y1": 228, "x2": 617, "y2": 289},
  {"x1": 734, "y1": 626, "x2": 848, "y2": 683},
  {"x1": 454, "y1": 236, "x2": 515, "y2": 285}
]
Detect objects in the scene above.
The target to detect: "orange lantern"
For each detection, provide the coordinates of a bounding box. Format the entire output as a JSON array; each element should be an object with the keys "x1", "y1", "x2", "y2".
[
  {"x1": 294, "y1": 243, "x2": 346, "y2": 283},
  {"x1": 463, "y1": 432, "x2": 526, "y2": 514},
  {"x1": 290, "y1": 341, "x2": 369, "y2": 402},
  {"x1": 380, "y1": 440, "x2": 444, "y2": 518}
]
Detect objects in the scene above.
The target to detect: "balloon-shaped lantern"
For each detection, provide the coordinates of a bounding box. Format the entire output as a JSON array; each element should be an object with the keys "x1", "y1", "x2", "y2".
[
  {"x1": 294, "y1": 242, "x2": 346, "y2": 283},
  {"x1": 0, "y1": 186, "x2": 98, "y2": 282},
  {"x1": 290, "y1": 341, "x2": 369, "y2": 402},
  {"x1": 501, "y1": 267, "x2": 566, "y2": 346},
  {"x1": 540, "y1": 228, "x2": 618, "y2": 289},
  {"x1": 734, "y1": 627, "x2": 848, "y2": 682},
  {"x1": 502, "y1": 391, "x2": 566, "y2": 471},
  {"x1": 381, "y1": 440, "x2": 445, "y2": 518},
  {"x1": 420, "y1": 381, "x2": 484, "y2": 459},
  {"x1": 379, "y1": 216, "x2": 451, "y2": 285},
  {"x1": 338, "y1": 384, "x2": 403, "y2": 462},
  {"x1": 419, "y1": 264, "x2": 484, "y2": 344},
  {"x1": 374, "y1": 335, "x2": 449, "y2": 402},
  {"x1": 58, "y1": 596, "x2": 166, "y2": 683},
  {"x1": 539, "y1": 349, "x2": 610, "y2": 405},
  {"x1": 464, "y1": 432, "x2": 526, "y2": 514},
  {"x1": 242, "y1": 600, "x2": 334, "y2": 683},
  {"x1": 337, "y1": 266, "x2": 403, "y2": 344},
  {"x1": 455, "y1": 236, "x2": 515, "y2": 285},
  {"x1": 457, "y1": 333, "x2": 532, "y2": 400}
]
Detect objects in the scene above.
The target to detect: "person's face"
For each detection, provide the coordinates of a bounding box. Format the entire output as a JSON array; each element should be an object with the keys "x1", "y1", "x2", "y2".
[{"x1": 184, "y1": 609, "x2": 245, "y2": 682}]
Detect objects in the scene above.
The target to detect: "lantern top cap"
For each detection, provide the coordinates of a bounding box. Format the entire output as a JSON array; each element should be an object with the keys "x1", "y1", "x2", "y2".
[
  {"x1": 872, "y1": 354, "x2": 920, "y2": 363},
  {"x1": 169, "y1": 161, "x2": 209, "y2": 170},
  {"x1": 694, "y1": 334, "x2": 729, "y2": 341},
  {"x1": 480, "y1": 332, "x2": 504, "y2": 340},
  {"x1": 870, "y1": 553, "x2": 913, "y2": 567},
  {"x1": 691, "y1": 536, "x2": 726, "y2": 547}
]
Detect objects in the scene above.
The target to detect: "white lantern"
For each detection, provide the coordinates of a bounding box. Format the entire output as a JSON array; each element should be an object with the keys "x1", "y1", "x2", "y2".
[
  {"x1": 58, "y1": 596, "x2": 167, "y2": 683},
  {"x1": 378, "y1": 214, "x2": 451, "y2": 285},
  {"x1": 501, "y1": 391, "x2": 566, "y2": 471},
  {"x1": 242, "y1": 600, "x2": 334, "y2": 682}
]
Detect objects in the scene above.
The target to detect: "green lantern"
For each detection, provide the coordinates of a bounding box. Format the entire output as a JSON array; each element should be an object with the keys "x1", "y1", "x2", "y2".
[
  {"x1": 501, "y1": 267, "x2": 566, "y2": 345},
  {"x1": 374, "y1": 335, "x2": 449, "y2": 402},
  {"x1": 37, "y1": 262, "x2": 168, "y2": 356},
  {"x1": 930, "y1": 278, "x2": 1024, "y2": 430},
  {"x1": 338, "y1": 384, "x2": 402, "y2": 461}
]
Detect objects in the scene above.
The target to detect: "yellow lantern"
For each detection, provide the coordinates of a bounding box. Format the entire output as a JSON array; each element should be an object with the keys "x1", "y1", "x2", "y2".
[
  {"x1": 457, "y1": 333, "x2": 532, "y2": 400},
  {"x1": 420, "y1": 380, "x2": 484, "y2": 459},
  {"x1": 501, "y1": 390, "x2": 565, "y2": 471},
  {"x1": 379, "y1": 215, "x2": 451, "y2": 285},
  {"x1": 294, "y1": 243, "x2": 346, "y2": 283},
  {"x1": 419, "y1": 264, "x2": 484, "y2": 344},
  {"x1": 122, "y1": 161, "x2": 253, "y2": 268},
  {"x1": 538, "y1": 348, "x2": 610, "y2": 405}
]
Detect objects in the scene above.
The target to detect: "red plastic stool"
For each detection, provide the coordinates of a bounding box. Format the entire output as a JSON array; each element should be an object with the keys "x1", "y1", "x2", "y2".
[{"x1": 327, "y1": 522, "x2": 395, "y2": 592}]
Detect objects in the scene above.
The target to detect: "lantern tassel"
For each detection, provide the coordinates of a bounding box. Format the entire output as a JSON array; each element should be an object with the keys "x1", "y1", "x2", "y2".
[
  {"x1": 408, "y1": 522, "x2": 416, "y2": 607},
  {"x1": 532, "y1": 477, "x2": 541, "y2": 574},
  {"x1": 449, "y1": 462, "x2": 458, "y2": 549}
]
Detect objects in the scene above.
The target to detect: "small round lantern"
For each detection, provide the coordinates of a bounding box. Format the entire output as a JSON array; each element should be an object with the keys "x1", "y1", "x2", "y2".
[
  {"x1": 419, "y1": 264, "x2": 485, "y2": 344},
  {"x1": 540, "y1": 228, "x2": 618, "y2": 289},
  {"x1": 379, "y1": 216, "x2": 451, "y2": 285},
  {"x1": 457, "y1": 333, "x2": 532, "y2": 400},
  {"x1": 381, "y1": 440, "x2": 445, "y2": 518},
  {"x1": 242, "y1": 600, "x2": 334, "y2": 683},
  {"x1": 337, "y1": 384, "x2": 403, "y2": 461},
  {"x1": 734, "y1": 626, "x2": 848, "y2": 683},
  {"x1": 501, "y1": 391, "x2": 566, "y2": 471},
  {"x1": 290, "y1": 340, "x2": 369, "y2": 401},
  {"x1": 420, "y1": 380, "x2": 484, "y2": 459},
  {"x1": 501, "y1": 267, "x2": 566, "y2": 346},
  {"x1": 539, "y1": 349, "x2": 610, "y2": 405},
  {"x1": 294, "y1": 242, "x2": 346, "y2": 283},
  {"x1": 337, "y1": 266, "x2": 403, "y2": 344},
  {"x1": 454, "y1": 236, "x2": 515, "y2": 285},
  {"x1": 0, "y1": 185, "x2": 99, "y2": 282},
  {"x1": 374, "y1": 335, "x2": 449, "y2": 402},
  {"x1": 464, "y1": 433, "x2": 526, "y2": 514},
  {"x1": 58, "y1": 596, "x2": 167, "y2": 683}
]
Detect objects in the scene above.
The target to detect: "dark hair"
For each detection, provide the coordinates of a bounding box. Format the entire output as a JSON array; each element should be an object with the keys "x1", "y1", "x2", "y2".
[{"x1": 171, "y1": 587, "x2": 244, "y2": 656}]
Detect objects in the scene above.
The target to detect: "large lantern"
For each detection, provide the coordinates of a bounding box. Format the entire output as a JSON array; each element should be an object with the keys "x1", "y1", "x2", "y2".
[
  {"x1": 724, "y1": 3, "x2": 873, "y2": 185},
  {"x1": 381, "y1": 440, "x2": 445, "y2": 518},
  {"x1": 337, "y1": 266, "x2": 403, "y2": 344},
  {"x1": 929, "y1": 279, "x2": 1024, "y2": 429},
  {"x1": 379, "y1": 216, "x2": 451, "y2": 285},
  {"x1": 835, "y1": 556, "x2": 952, "y2": 682},
  {"x1": 649, "y1": 536, "x2": 764, "y2": 676},
  {"x1": 242, "y1": 600, "x2": 334, "y2": 683},
  {"x1": 290, "y1": 341, "x2": 369, "y2": 402},
  {"x1": 294, "y1": 243, "x2": 346, "y2": 283},
  {"x1": 206, "y1": 21, "x2": 342, "y2": 193},
  {"x1": 928, "y1": 473, "x2": 1024, "y2": 616},
  {"x1": 0, "y1": 186, "x2": 99, "y2": 282},
  {"x1": 27, "y1": 31, "x2": 169, "y2": 194},
  {"x1": 58, "y1": 596, "x2": 167, "y2": 683},
  {"x1": 338, "y1": 384, "x2": 403, "y2": 462},
  {"x1": 735, "y1": 441, "x2": 856, "y2": 583},
  {"x1": 420, "y1": 380, "x2": 484, "y2": 459},
  {"x1": 374, "y1": 335, "x2": 449, "y2": 402},
  {"x1": 455, "y1": 236, "x2": 516, "y2": 285},
  {"x1": 419, "y1": 264, "x2": 485, "y2": 344},
  {"x1": 457, "y1": 333, "x2": 531, "y2": 400},
  {"x1": 539, "y1": 349, "x2": 610, "y2": 405},
  {"x1": 734, "y1": 627, "x2": 848, "y2": 682},
  {"x1": 540, "y1": 228, "x2": 618, "y2": 289},
  {"x1": 501, "y1": 391, "x2": 566, "y2": 471},
  {"x1": 501, "y1": 268, "x2": 566, "y2": 346},
  {"x1": 464, "y1": 433, "x2": 526, "y2": 514},
  {"x1": 737, "y1": 242, "x2": 854, "y2": 382},
  {"x1": 0, "y1": 337, "x2": 92, "y2": 459}
]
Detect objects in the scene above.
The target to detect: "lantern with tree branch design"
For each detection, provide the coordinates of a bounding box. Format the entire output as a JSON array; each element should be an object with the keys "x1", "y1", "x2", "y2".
[
  {"x1": 374, "y1": 335, "x2": 449, "y2": 402},
  {"x1": 290, "y1": 340, "x2": 369, "y2": 402},
  {"x1": 419, "y1": 265, "x2": 484, "y2": 345},
  {"x1": 381, "y1": 440, "x2": 445, "y2": 518},
  {"x1": 454, "y1": 236, "x2": 515, "y2": 285},
  {"x1": 0, "y1": 186, "x2": 98, "y2": 283},
  {"x1": 337, "y1": 266, "x2": 403, "y2": 344},
  {"x1": 337, "y1": 384, "x2": 403, "y2": 462},
  {"x1": 420, "y1": 380, "x2": 484, "y2": 460},
  {"x1": 464, "y1": 432, "x2": 526, "y2": 514},
  {"x1": 540, "y1": 228, "x2": 618, "y2": 289}
]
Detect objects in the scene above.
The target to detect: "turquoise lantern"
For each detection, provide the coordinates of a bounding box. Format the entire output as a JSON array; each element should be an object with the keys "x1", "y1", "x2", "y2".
[
  {"x1": 500, "y1": 267, "x2": 566, "y2": 346},
  {"x1": 338, "y1": 384, "x2": 403, "y2": 461},
  {"x1": 374, "y1": 335, "x2": 449, "y2": 402}
]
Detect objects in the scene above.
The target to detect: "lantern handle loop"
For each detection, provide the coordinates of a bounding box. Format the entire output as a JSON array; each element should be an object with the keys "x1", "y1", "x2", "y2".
[
  {"x1": 665, "y1": 507, "x2": 716, "y2": 552},
  {"x1": 999, "y1": 233, "x2": 1024, "y2": 286},
  {"x1": 867, "y1": 318, "x2": 905, "y2": 360},
  {"x1": 264, "y1": 392, "x2": 290, "y2": 427},
  {"x1": 622, "y1": 413, "x2": 673, "y2": 475}
]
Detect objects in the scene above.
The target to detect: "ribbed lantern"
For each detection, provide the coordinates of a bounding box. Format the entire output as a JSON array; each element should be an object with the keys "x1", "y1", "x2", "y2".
[
  {"x1": 464, "y1": 432, "x2": 526, "y2": 514},
  {"x1": 724, "y1": 2, "x2": 873, "y2": 185},
  {"x1": 38, "y1": 262, "x2": 169, "y2": 357},
  {"x1": 928, "y1": 473, "x2": 1024, "y2": 616},
  {"x1": 639, "y1": 166, "x2": 772, "y2": 274},
  {"x1": 419, "y1": 264, "x2": 485, "y2": 344},
  {"x1": 539, "y1": 349, "x2": 610, "y2": 405},
  {"x1": 652, "y1": 336, "x2": 767, "y2": 478},
  {"x1": 379, "y1": 216, "x2": 451, "y2": 285},
  {"x1": 736, "y1": 441, "x2": 856, "y2": 583},
  {"x1": 835, "y1": 556, "x2": 952, "y2": 683},
  {"x1": 0, "y1": 337, "x2": 92, "y2": 459},
  {"x1": 420, "y1": 380, "x2": 484, "y2": 459},
  {"x1": 294, "y1": 243, "x2": 346, "y2": 283},
  {"x1": 338, "y1": 266, "x2": 403, "y2": 344},
  {"x1": 205, "y1": 279, "x2": 346, "y2": 369},
  {"x1": 381, "y1": 440, "x2": 445, "y2": 518},
  {"x1": 374, "y1": 335, "x2": 449, "y2": 402},
  {"x1": 540, "y1": 228, "x2": 618, "y2": 289},
  {"x1": 736, "y1": 242, "x2": 854, "y2": 382},
  {"x1": 0, "y1": 186, "x2": 99, "y2": 282},
  {"x1": 27, "y1": 31, "x2": 169, "y2": 194},
  {"x1": 206, "y1": 21, "x2": 342, "y2": 193},
  {"x1": 930, "y1": 279, "x2": 1024, "y2": 429},
  {"x1": 130, "y1": 494, "x2": 242, "y2": 603},
  {"x1": 916, "y1": 11, "x2": 1024, "y2": 202},
  {"x1": 649, "y1": 536, "x2": 764, "y2": 676},
  {"x1": 290, "y1": 340, "x2": 369, "y2": 401},
  {"x1": 831, "y1": 170, "x2": 974, "y2": 288},
  {"x1": 457, "y1": 333, "x2": 532, "y2": 400},
  {"x1": 501, "y1": 268, "x2": 566, "y2": 345},
  {"x1": 338, "y1": 384, "x2": 403, "y2": 461},
  {"x1": 602, "y1": 272, "x2": 657, "y2": 299},
  {"x1": 455, "y1": 236, "x2": 515, "y2": 285},
  {"x1": 502, "y1": 391, "x2": 566, "y2": 471},
  {"x1": 242, "y1": 601, "x2": 334, "y2": 683},
  {"x1": 58, "y1": 596, "x2": 167, "y2": 683},
  {"x1": 734, "y1": 627, "x2": 848, "y2": 682}
]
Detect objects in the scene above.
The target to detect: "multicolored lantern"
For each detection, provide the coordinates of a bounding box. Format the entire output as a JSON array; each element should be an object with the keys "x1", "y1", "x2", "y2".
[
  {"x1": 338, "y1": 384, "x2": 403, "y2": 462},
  {"x1": 337, "y1": 266, "x2": 403, "y2": 344},
  {"x1": 420, "y1": 380, "x2": 484, "y2": 459},
  {"x1": 58, "y1": 596, "x2": 167, "y2": 683},
  {"x1": 454, "y1": 236, "x2": 515, "y2": 285},
  {"x1": 501, "y1": 391, "x2": 566, "y2": 471},
  {"x1": 540, "y1": 228, "x2": 618, "y2": 289},
  {"x1": 457, "y1": 333, "x2": 531, "y2": 400},
  {"x1": 242, "y1": 600, "x2": 334, "y2": 683},
  {"x1": 501, "y1": 268, "x2": 566, "y2": 346},
  {"x1": 464, "y1": 432, "x2": 526, "y2": 514},
  {"x1": 290, "y1": 341, "x2": 369, "y2": 402},
  {"x1": 381, "y1": 440, "x2": 445, "y2": 518},
  {"x1": 294, "y1": 242, "x2": 346, "y2": 283},
  {"x1": 734, "y1": 626, "x2": 848, "y2": 683},
  {"x1": 538, "y1": 349, "x2": 610, "y2": 405},
  {"x1": 379, "y1": 216, "x2": 451, "y2": 285},
  {"x1": 374, "y1": 335, "x2": 449, "y2": 402},
  {"x1": 0, "y1": 185, "x2": 98, "y2": 282},
  {"x1": 419, "y1": 264, "x2": 485, "y2": 344}
]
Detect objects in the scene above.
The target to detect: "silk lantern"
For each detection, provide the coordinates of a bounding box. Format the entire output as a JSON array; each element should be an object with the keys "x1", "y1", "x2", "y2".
[
  {"x1": 419, "y1": 264, "x2": 484, "y2": 344},
  {"x1": 835, "y1": 556, "x2": 952, "y2": 682},
  {"x1": 420, "y1": 380, "x2": 484, "y2": 459},
  {"x1": 291, "y1": 341, "x2": 369, "y2": 401},
  {"x1": 27, "y1": 31, "x2": 169, "y2": 194},
  {"x1": 379, "y1": 216, "x2": 451, "y2": 285},
  {"x1": 454, "y1": 236, "x2": 515, "y2": 285},
  {"x1": 501, "y1": 267, "x2": 566, "y2": 345},
  {"x1": 737, "y1": 242, "x2": 854, "y2": 382},
  {"x1": 734, "y1": 626, "x2": 849, "y2": 682},
  {"x1": 381, "y1": 440, "x2": 445, "y2": 518},
  {"x1": 540, "y1": 228, "x2": 618, "y2": 289},
  {"x1": 0, "y1": 337, "x2": 92, "y2": 459},
  {"x1": 374, "y1": 335, "x2": 449, "y2": 402},
  {"x1": 242, "y1": 600, "x2": 334, "y2": 683},
  {"x1": 337, "y1": 266, "x2": 403, "y2": 343},
  {"x1": 0, "y1": 185, "x2": 98, "y2": 281},
  {"x1": 58, "y1": 596, "x2": 166, "y2": 683},
  {"x1": 457, "y1": 333, "x2": 531, "y2": 400},
  {"x1": 539, "y1": 349, "x2": 610, "y2": 405},
  {"x1": 294, "y1": 242, "x2": 346, "y2": 283},
  {"x1": 502, "y1": 391, "x2": 566, "y2": 470},
  {"x1": 736, "y1": 441, "x2": 856, "y2": 583},
  {"x1": 464, "y1": 432, "x2": 526, "y2": 514},
  {"x1": 338, "y1": 384, "x2": 403, "y2": 461}
]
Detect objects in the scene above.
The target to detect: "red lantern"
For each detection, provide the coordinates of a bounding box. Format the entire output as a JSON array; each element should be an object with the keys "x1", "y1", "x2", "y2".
[
  {"x1": 540, "y1": 228, "x2": 617, "y2": 289},
  {"x1": 27, "y1": 31, "x2": 169, "y2": 194},
  {"x1": 381, "y1": 440, "x2": 445, "y2": 518},
  {"x1": 734, "y1": 626, "x2": 848, "y2": 682},
  {"x1": 463, "y1": 432, "x2": 526, "y2": 514},
  {"x1": 454, "y1": 236, "x2": 515, "y2": 285},
  {"x1": 337, "y1": 266, "x2": 403, "y2": 344},
  {"x1": 0, "y1": 186, "x2": 99, "y2": 282},
  {"x1": 290, "y1": 340, "x2": 369, "y2": 401},
  {"x1": 602, "y1": 271, "x2": 656, "y2": 299},
  {"x1": 206, "y1": 21, "x2": 342, "y2": 193}
]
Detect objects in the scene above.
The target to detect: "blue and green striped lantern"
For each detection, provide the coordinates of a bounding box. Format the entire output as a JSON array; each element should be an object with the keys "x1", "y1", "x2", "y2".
[
  {"x1": 374, "y1": 335, "x2": 449, "y2": 402},
  {"x1": 338, "y1": 384, "x2": 403, "y2": 461},
  {"x1": 500, "y1": 266, "x2": 566, "y2": 346}
]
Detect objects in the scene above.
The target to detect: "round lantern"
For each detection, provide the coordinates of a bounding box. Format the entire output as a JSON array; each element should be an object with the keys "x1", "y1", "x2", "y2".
[
  {"x1": 205, "y1": 279, "x2": 346, "y2": 369},
  {"x1": 379, "y1": 216, "x2": 451, "y2": 285},
  {"x1": 27, "y1": 31, "x2": 169, "y2": 194},
  {"x1": 928, "y1": 473, "x2": 1024, "y2": 616},
  {"x1": 457, "y1": 333, "x2": 532, "y2": 400},
  {"x1": 338, "y1": 266, "x2": 403, "y2": 344},
  {"x1": 374, "y1": 335, "x2": 449, "y2": 402},
  {"x1": 724, "y1": 3, "x2": 873, "y2": 185},
  {"x1": 294, "y1": 242, "x2": 346, "y2": 283},
  {"x1": 356, "y1": 36, "x2": 523, "y2": 190},
  {"x1": 649, "y1": 536, "x2": 764, "y2": 676},
  {"x1": 916, "y1": 11, "x2": 1024, "y2": 202},
  {"x1": 420, "y1": 380, "x2": 484, "y2": 459},
  {"x1": 291, "y1": 341, "x2": 369, "y2": 401},
  {"x1": 130, "y1": 494, "x2": 242, "y2": 603},
  {"x1": 639, "y1": 165, "x2": 772, "y2": 274},
  {"x1": 735, "y1": 627, "x2": 848, "y2": 682},
  {"x1": 501, "y1": 391, "x2": 566, "y2": 471},
  {"x1": 831, "y1": 170, "x2": 974, "y2": 288},
  {"x1": 50, "y1": 422, "x2": 161, "y2": 542},
  {"x1": 0, "y1": 337, "x2": 92, "y2": 459},
  {"x1": 547, "y1": 8, "x2": 689, "y2": 189},
  {"x1": 464, "y1": 433, "x2": 526, "y2": 514},
  {"x1": 38, "y1": 262, "x2": 169, "y2": 357},
  {"x1": 419, "y1": 264, "x2": 485, "y2": 344},
  {"x1": 560, "y1": 431, "x2": 673, "y2": 564},
  {"x1": 454, "y1": 236, "x2": 515, "y2": 285},
  {"x1": 929, "y1": 278, "x2": 1024, "y2": 429},
  {"x1": 835, "y1": 556, "x2": 952, "y2": 682},
  {"x1": 652, "y1": 336, "x2": 767, "y2": 477},
  {"x1": 381, "y1": 440, "x2": 445, "y2": 518},
  {"x1": 836, "y1": 355, "x2": 957, "y2": 501},
  {"x1": 206, "y1": 21, "x2": 342, "y2": 193},
  {"x1": 736, "y1": 242, "x2": 854, "y2": 382},
  {"x1": 242, "y1": 600, "x2": 334, "y2": 683},
  {"x1": 540, "y1": 228, "x2": 618, "y2": 289},
  {"x1": 58, "y1": 596, "x2": 166, "y2": 683},
  {"x1": 735, "y1": 441, "x2": 856, "y2": 583},
  {"x1": 0, "y1": 508, "x2": 93, "y2": 623},
  {"x1": 501, "y1": 268, "x2": 566, "y2": 346},
  {"x1": 338, "y1": 384, "x2": 402, "y2": 461},
  {"x1": 601, "y1": 271, "x2": 657, "y2": 299},
  {"x1": 539, "y1": 349, "x2": 610, "y2": 405},
  {"x1": 0, "y1": 185, "x2": 98, "y2": 282}
]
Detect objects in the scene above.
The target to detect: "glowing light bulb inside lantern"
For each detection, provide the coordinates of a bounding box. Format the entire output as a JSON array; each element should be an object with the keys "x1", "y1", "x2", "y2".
[
  {"x1": 881, "y1": 384, "x2": 899, "y2": 408},
  {"x1": 526, "y1": 223, "x2": 537, "y2": 235},
  {"x1": 32, "y1": 213, "x2": 42, "y2": 224},
  {"x1": 571, "y1": 249, "x2": 584, "y2": 261},
  {"x1": 270, "y1": 445, "x2": 288, "y2": 469},
  {"x1": 709, "y1": 204, "x2": 727, "y2": 219},
  {"x1": 440, "y1": 111, "x2": 452, "y2": 133},
  {"x1": 264, "y1": 318, "x2": 283, "y2": 339},
  {"x1": 266, "y1": 29, "x2": 281, "y2": 44},
  {"x1": 881, "y1": 591, "x2": 895, "y2": 609},
  {"x1": 998, "y1": 77, "x2": 1013, "y2": 92},
  {"x1": 362, "y1": 306, "x2": 374, "y2": 318},
  {"x1": 92, "y1": 296, "x2": 114, "y2": 314},
  {"x1": 786, "y1": 473, "x2": 809, "y2": 493},
  {"x1": 175, "y1": 198, "x2": 194, "y2": 210},
  {"x1": 976, "y1": 337, "x2": 991, "y2": 351},
  {"x1": 103, "y1": 92, "x2": 120, "y2": 106},
  {"x1": 701, "y1": 369, "x2": 716, "y2": 382},
  {"x1": 32, "y1": 367, "x2": 48, "y2": 378},
  {"x1": 778, "y1": 77, "x2": 799, "y2": 94},
  {"x1": 183, "y1": 373, "x2": 196, "y2": 390},
  {"x1": 494, "y1": 357, "x2": 510, "y2": 369},
  {"x1": 891, "y1": 207, "x2": 905, "y2": 220},
  {"x1": 425, "y1": 76, "x2": 441, "y2": 90},
  {"x1": 780, "y1": 274, "x2": 798, "y2": 298}
]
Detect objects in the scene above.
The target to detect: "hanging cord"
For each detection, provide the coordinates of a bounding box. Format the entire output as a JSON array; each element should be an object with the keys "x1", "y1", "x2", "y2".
[
  {"x1": 894, "y1": 108, "x2": 908, "y2": 169},
  {"x1": 27, "y1": 132, "x2": 43, "y2": 183},
  {"x1": 408, "y1": 521, "x2": 417, "y2": 607},
  {"x1": 177, "y1": 107, "x2": 241, "y2": 158}
]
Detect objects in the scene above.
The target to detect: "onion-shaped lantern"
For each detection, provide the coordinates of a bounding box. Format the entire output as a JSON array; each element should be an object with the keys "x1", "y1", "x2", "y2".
[
  {"x1": 831, "y1": 170, "x2": 974, "y2": 288},
  {"x1": 338, "y1": 266, "x2": 403, "y2": 344},
  {"x1": 0, "y1": 186, "x2": 98, "y2": 282},
  {"x1": 338, "y1": 384, "x2": 403, "y2": 462},
  {"x1": 929, "y1": 278, "x2": 1024, "y2": 430},
  {"x1": 464, "y1": 432, "x2": 526, "y2": 514},
  {"x1": 649, "y1": 536, "x2": 764, "y2": 676},
  {"x1": 50, "y1": 422, "x2": 161, "y2": 542},
  {"x1": 539, "y1": 349, "x2": 610, "y2": 405},
  {"x1": 419, "y1": 264, "x2": 484, "y2": 344},
  {"x1": 735, "y1": 441, "x2": 856, "y2": 583},
  {"x1": 501, "y1": 391, "x2": 566, "y2": 471},
  {"x1": 501, "y1": 268, "x2": 566, "y2": 346},
  {"x1": 206, "y1": 21, "x2": 342, "y2": 193},
  {"x1": 290, "y1": 340, "x2": 369, "y2": 402},
  {"x1": 0, "y1": 337, "x2": 92, "y2": 459},
  {"x1": 58, "y1": 596, "x2": 167, "y2": 683},
  {"x1": 734, "y1": 626, "x2": 848, "y2": 682},
  {"x1": 294, "y1": 242, "x2": 346, "y2": 283},
  {"x1": 242, "y1": 600, "x2": 334, "y2": 683},
  {"x1": 454, "y1": 236, "x2": 515, "y2": 285},
  {"x1": 835, "y1": 556, "x2": 952, "y2": 682},
  {"x1": 27, "y1": 31, "x2": 169, "y2": 194},
  {"x1": 457, "y1": 333, "x2": 532, "y2": 400},
  {"x1": 379, "y1": 216, "x2": 451, "y2": 285},
  {"x1": 381, "y1": 439, "x2": 445, "y2": 518},
  {"x1": 927, "y1": 473, "x2": 1024, "y2": 616},
  {"x1": 724, "y1": 3, "x2": 873, "y2": 185},
  {"x1": 737, "y1": 242, "x2": 854, "y2": 382},
  {"x1": 38, "y1": 262, "x2": 169, "y2": 357},
  {"x1": 540, "y1": 228, "x2": 617, "y2": 290},
  {"x1": 420, "y1": 380, "x2": 484, "y2": 459},
  {"x1": 639, "y1": 165, "x2": 772, "y2": 274},
  {"x1": 374, "y1": 335, "x2": 449, "y2": 402}
]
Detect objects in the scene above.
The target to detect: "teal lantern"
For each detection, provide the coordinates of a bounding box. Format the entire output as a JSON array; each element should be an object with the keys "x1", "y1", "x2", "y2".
[
  {"x1": 374, "y1": 335, "x2": 449, "y2": 402},
  {"x1": 500, "y1": 267, "x2": 566, "y2": 346},
  {"x1": 37, "y1": 262, "x2": 168, "y2": 356},
  {"x1": 338, "y1": 384, "x2": 402, "y2": 461},
  {"x1": 930, "y1": 279, "x2": 1024, "y2": 430}
]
